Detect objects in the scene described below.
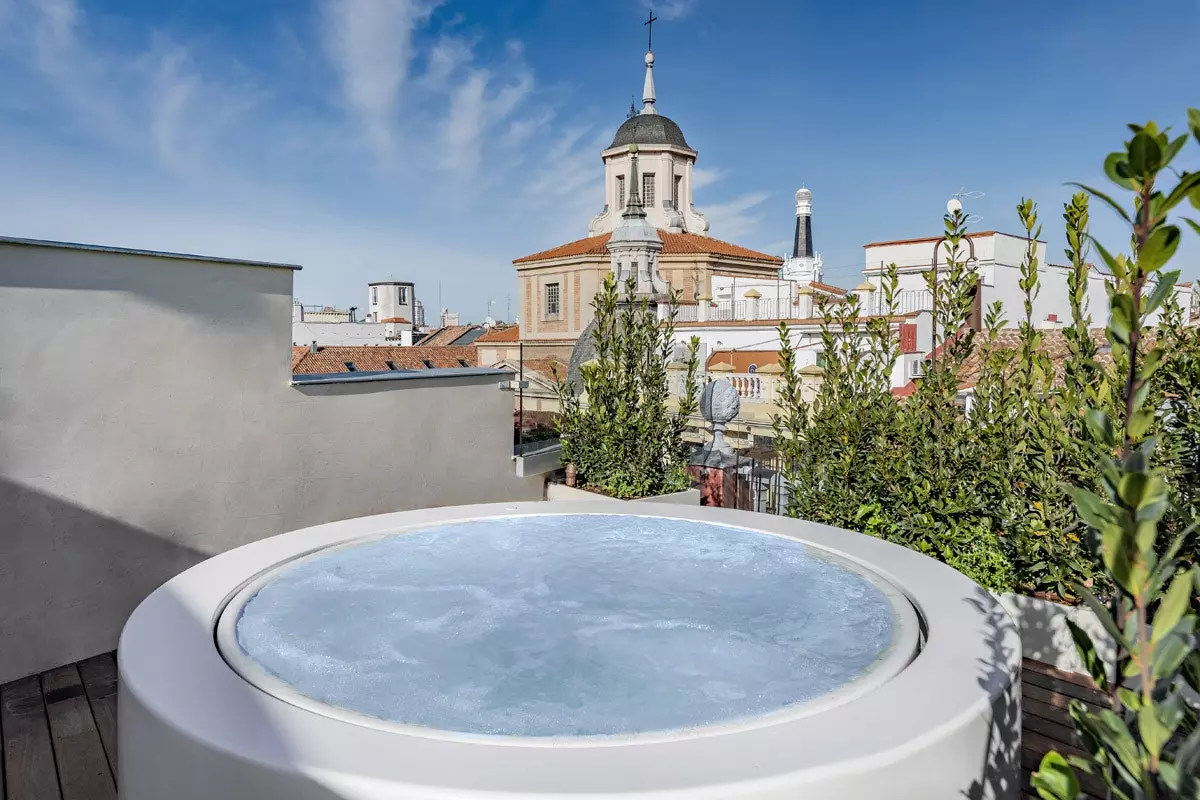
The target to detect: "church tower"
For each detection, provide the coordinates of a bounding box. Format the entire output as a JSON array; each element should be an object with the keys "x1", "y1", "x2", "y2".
[{"x1": 588, "y1": 21, "x2": 708, "y2": 237}]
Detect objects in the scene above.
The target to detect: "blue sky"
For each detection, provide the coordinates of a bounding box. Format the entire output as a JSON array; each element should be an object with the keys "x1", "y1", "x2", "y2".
[{"x1": 1, "y1": 0, "x2": 1197, "y2": 322}]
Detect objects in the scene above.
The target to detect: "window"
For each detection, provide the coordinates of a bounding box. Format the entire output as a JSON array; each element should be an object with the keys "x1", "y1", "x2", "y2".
[
  {"x1": 397, "y1": 286, "x2": 408, "y2": 304},
  {"x1": 457, "y1": 359, "x2": 470, "y2": 368},
  {"x1": 545, "y1": 282, "x2": 561, "y2": 317},
  {"x1": 642, "y1": 173, "x2": 655, "y2": 207},
  {"x1": 344, "y1": 362, "x2": 357, "y2": 372},
  {"x1": 385, "y1": 360, "x2": 398, "y2": 370},
  {"x1": 422, "y1": 359, "x2": 436, "y2": 369},
  {"x1": 747, "y1": 364, "x2": 757, "y2": 374},
  {"x1": 371, "y1": 287, "x2": 377, "y2": 304},
  {"x1": 616, "y1": 175, "x2": 625, "y2": 208},
  {"x1": 673, "y1": 175, "x2": 682, "y2": 210}
]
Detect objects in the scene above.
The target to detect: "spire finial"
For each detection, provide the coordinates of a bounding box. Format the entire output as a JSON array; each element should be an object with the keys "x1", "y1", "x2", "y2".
[
  {"x1": 623, "y1": 144, "x2": 646, "y2": 218},
  {"x1": 640, "y1": 10, "x2": 658, "y2": 115}
]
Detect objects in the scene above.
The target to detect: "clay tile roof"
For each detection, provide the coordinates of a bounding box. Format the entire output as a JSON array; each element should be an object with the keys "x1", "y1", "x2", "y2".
[
  {"x1": 379, "y1": 317, "x2": 410, "y2": 323},
  {"x1": 956, "y1": 328, "x2": 1119, "y2": 388},
  {"x1": 291, "y1": 345, "x2": 308, "y2": 373},
  {"x1": 513, "y1": 234, "x2": 612, "y2": 263},
  {"x1": 513, "y1": 231, "x2": 782, "y2": 264},
  {"x1": 705, "y1": 350, "x2": 782, "y2": 372},
  {"x1": 292, "y1": 345, "x2": 478, "y2": 375},
  {"x1": 475, "y1": 325, "x2": 521, "y2": 343},
  {"x1": 521, "y1": 358, "x2": 568, "y2": 380},
  {"x1": 810, "y1": 281, "x2": 849, "y2": 295}
]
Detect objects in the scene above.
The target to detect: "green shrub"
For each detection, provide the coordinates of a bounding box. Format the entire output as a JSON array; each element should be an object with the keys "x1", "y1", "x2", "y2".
[
  {"x1": 554, "y1": 274, "x2": 700, "y2": 499},
  {"x1": 772, "y1": 114, "x2": 1200, "y2": 600}
]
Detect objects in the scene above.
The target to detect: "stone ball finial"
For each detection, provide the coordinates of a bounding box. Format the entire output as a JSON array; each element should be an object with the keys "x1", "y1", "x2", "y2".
[{"x1": 700, "y1": 379, "x2": 740, "y2": 426}]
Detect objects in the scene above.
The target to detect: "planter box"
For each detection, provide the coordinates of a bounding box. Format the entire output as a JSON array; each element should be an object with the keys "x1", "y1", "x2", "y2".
[
  {"x1": 514, "y1": 443, "x2": 563, "y2": 478},
  {"x1": 631, "y1": 489, "x2": 701, "y2": 506},
  {"x1": 545, "y1": 483, "x2": 700, "y2": 506},
  {"x1": 996, "y1": 592, "x2": 1116, "y2": 680}
]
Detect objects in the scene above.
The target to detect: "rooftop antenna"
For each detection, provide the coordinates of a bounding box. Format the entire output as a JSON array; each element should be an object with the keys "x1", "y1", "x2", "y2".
[
  {"x1": 627, "y1": 95, "x2": 637, "y2": 119},
  {"x1": 952, "y1": 187, "x2": 986, "y2": 226}
]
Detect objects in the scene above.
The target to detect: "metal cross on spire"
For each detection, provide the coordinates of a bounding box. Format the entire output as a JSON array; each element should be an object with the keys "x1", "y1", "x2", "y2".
[{"x1": 645, "y1": 9, "x2": 657, "y2": 51}]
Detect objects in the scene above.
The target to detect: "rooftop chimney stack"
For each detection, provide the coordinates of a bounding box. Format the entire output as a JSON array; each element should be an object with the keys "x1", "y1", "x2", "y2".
[{"x1": 310, "y1": 340, "x2": 318, "y2": 354}]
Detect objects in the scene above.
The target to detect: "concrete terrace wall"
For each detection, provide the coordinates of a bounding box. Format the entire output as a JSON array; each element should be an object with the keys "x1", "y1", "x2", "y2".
[{"x1": 0, "y1": 239, "x2": 540, "y2": 683}]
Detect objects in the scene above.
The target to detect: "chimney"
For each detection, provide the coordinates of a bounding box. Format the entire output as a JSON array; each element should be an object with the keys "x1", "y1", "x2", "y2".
[{"x1": 309, "y1": 340, "x2": 318, "y2": 354}]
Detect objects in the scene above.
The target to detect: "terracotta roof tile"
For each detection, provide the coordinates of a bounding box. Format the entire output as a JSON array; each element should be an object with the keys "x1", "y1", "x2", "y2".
[
  {"x1": 513, "y1": 231, "x2": 782, "y2": 264},
  {"x1": 521, "y1": 358, "x2": 568, "y2": 380},
  {"x1": 475, "y1": 324, "x2": 521, "y2": 343},
  {"x1": 292, "y1": 345, "x2": 478, "y2": 375},
  {"x1": 291, "y1": 345, "x2": 308, "y2": 372},
  {"x1": 956, "y1": 328, "x2": 1118, "y2": 388},
  {"x1": 810, "y1": 281, "x2": 849, "y2": 295},
  {"x1": 705, "y1": 350, "x2": 782, "y2": 372},
  {"x1": 379, "y1": 317, "x2": 410, "y2": 323}
]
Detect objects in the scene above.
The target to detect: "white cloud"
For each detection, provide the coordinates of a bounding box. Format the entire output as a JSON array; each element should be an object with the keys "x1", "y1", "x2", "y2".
[
  {"x1": 704, "y1": 192, "x2": 769, "y2": 241},
  {"x1": 691, "y1": 166, "x2": 726, "y2": 190},
  {"x1": 0, "y1": 0, "x2": 616, "y2": 314},
  {"x1": 644, "y1": 0, "x2": 695, "y2": 21},
  {"x1": 323, "y1": 0, "x2": 438, "y2": 161}
]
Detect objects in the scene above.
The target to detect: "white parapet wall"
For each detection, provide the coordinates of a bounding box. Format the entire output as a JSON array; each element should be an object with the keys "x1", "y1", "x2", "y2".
[{"x1": 996, "y1": 592, "x2": 1115, "y2": 679}]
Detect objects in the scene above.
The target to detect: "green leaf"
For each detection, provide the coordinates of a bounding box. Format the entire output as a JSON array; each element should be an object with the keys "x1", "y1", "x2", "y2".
[
  {"x1": 1152, "y1": 622, "x2": 1194, "y2": 679},
  {"x1": 1083, "y1": 409, "x2": 1116, "y2": 447},
  {"x1": 1064, "y1": 485, "x2": 1114, "y2": 530},
  {"x1": 1071, "y1": 184, "x2": 1132, "y2": 223},
  {"x1": 1190, "y1": 107, "x2": 1200, "y2": 143},
  {"x1": 1153, "y1": 568, "x2": 1194, "y2": 642},
  {"x1": 1162, "y1": 171, "x2": 1200, "y2": 213},
  {"x1": 1185, "y1": 650, "x2": 1200, "y2": 694},
  {"x1": 1065, "y1": 618, "x2": 1108, "y2": 691},
  {"x1": 1138, "y1": 704, "x2": 1171, "y2": 762},
  {"x1": 1139, "y1": 225, "x2": 1181, "y2": 272},
  {"x1": 1128, "y1": 131, "x2": 1163, "y2": 177},
  {"x1": 1104, "y1": 152, "x2": 1137, "y2": 191},
  {"x1": 1144, "y1": 269, "x2": 1180, "y2": 315},
  {"x1": 1075, "y1": 583, "x2": 1130, "y2": 651},
  {"x1": 1184, "y1": 216, "x2": 1200, "y2": 236},
  {"x1": 1163, "y1": 133, "x2": 1189, "y2": 167},
  {"x1": 1032, "y1": 751, "x2": 1081, "y2": 800}
]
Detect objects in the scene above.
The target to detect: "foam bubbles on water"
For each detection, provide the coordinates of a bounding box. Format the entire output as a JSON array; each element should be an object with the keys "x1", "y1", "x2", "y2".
[{"x1": 234, "y1": 514, "x2": 897, "y2": 736}]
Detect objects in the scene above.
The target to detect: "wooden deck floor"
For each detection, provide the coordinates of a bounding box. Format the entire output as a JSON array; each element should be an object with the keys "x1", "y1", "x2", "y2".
[{"x1": 1, "y1": 652, "x2": 1107, "y2": 799}]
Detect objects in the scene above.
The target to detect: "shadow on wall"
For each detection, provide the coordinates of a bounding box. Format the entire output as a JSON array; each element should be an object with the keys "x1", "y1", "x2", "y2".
[
  {"x1": 963, "y1": 588, "x2": 1022, "y2": 800},
  {"x1": 0, "y1": 478, "x2": 207, "y2": 685}
]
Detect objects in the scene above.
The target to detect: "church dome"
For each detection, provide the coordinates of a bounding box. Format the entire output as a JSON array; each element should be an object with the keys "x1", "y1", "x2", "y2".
[{"x1": 609, "y1": 114, "x2": 691, "y2": 150}]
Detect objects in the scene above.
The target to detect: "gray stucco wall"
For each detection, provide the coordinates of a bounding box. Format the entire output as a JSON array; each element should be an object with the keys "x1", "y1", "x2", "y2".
[{"x1": 0, "y1": 240, "x2": 540, "y2": 683}]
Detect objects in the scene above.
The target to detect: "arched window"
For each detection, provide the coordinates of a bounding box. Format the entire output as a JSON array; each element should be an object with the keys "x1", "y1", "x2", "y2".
[{"x1": 747, "y1": 364, "x2": 757, "y2": 374}]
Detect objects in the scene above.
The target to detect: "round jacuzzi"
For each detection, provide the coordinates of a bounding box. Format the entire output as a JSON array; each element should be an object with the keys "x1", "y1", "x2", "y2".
[{"x1": 119, "y1": 502, "x2": 1022, "y2": 799}]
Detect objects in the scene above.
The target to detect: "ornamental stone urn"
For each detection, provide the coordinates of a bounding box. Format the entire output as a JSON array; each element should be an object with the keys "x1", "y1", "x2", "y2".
[{"x1": 693, "y1": 379, "x2": 740, "y2": 468}]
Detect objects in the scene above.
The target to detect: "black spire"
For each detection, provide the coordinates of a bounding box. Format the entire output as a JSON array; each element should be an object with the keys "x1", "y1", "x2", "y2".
[
  {"x1": 624, "y1": 147, "x2": 645, "y2": 218},
  {"x1": 793, "y1": 214, "x2": 813, "y2": 259}
]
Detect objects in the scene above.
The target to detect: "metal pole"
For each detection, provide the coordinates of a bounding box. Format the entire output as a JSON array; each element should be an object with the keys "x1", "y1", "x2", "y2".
[{"x1": 518, "y1": 341, "x2": 525, "y2": 448}]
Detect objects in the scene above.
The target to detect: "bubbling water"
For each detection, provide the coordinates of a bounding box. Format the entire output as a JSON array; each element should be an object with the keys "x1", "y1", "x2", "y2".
[{"x1": 234, "y1": 514, "x2": 899, "y2": 737}]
